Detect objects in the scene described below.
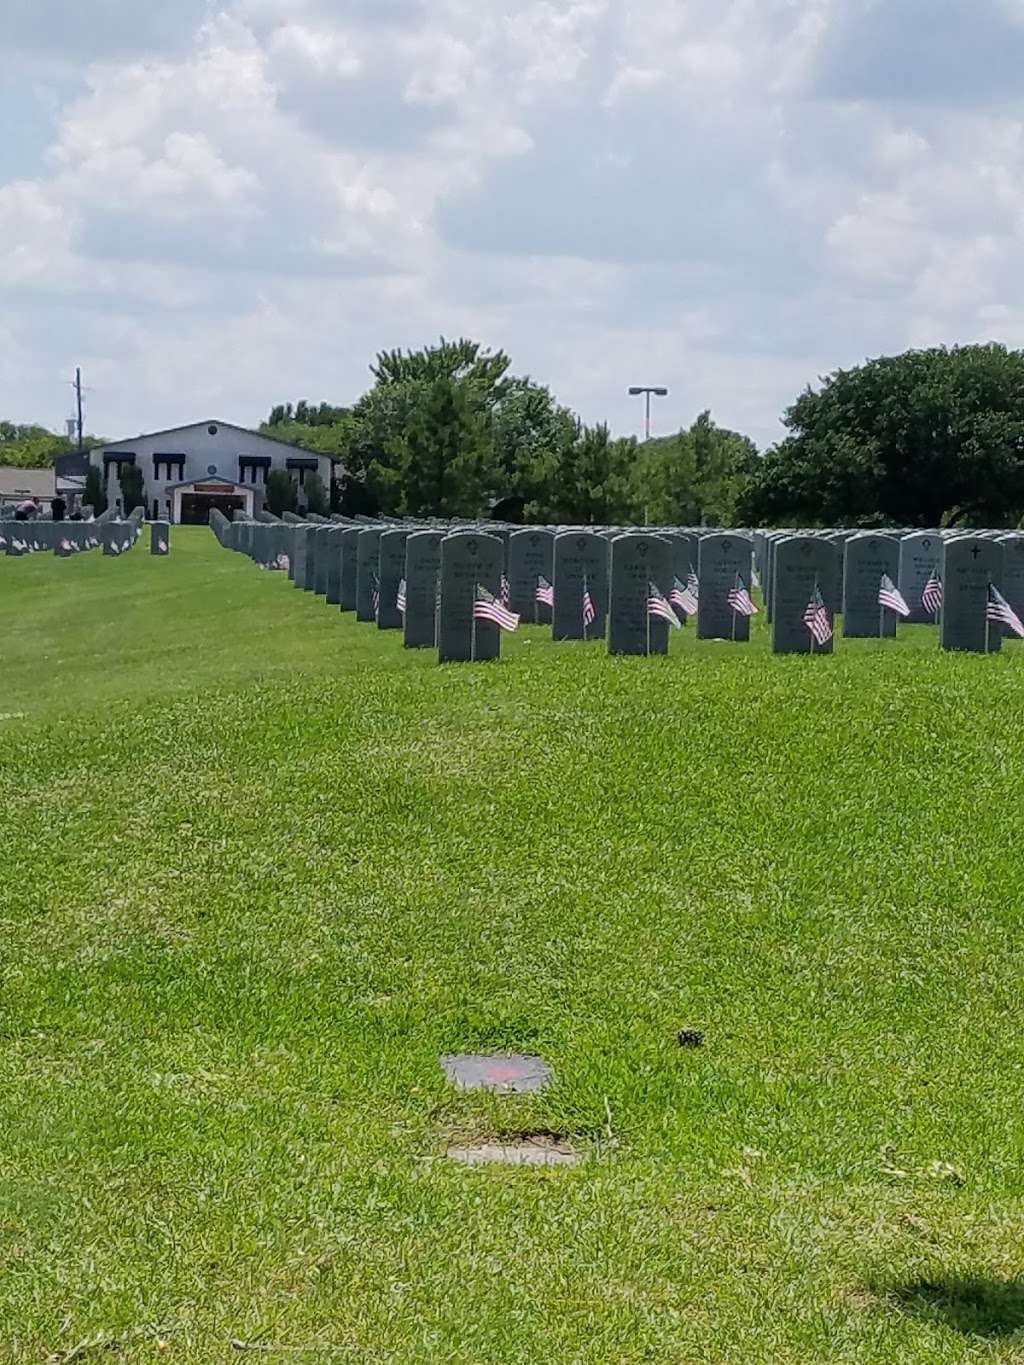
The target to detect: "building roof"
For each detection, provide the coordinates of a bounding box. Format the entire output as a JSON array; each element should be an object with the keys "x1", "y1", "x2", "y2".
[
  {"x1": 54, "y1": 449, "x2": 91, "y2": 478},
  {"x1": 94, "y1": 419, "x2": 341, "y2": 464},
  {"x1": 0, "y1": 467, "x2": 55, "y2": 500}
]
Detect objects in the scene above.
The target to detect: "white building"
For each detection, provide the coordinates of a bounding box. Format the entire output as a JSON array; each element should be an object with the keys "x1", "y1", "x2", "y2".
[{"x1": 85, "y1": 420, "x2": 336, "y2": 523}]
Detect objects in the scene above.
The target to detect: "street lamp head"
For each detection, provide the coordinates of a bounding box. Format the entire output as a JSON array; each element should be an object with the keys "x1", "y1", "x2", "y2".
[
  {"x1": 653, "y1": 387, "x2": 669, "y2": 397},
  {"x1": 628, "y1": 386, "x2": 644, "y2": 396}
]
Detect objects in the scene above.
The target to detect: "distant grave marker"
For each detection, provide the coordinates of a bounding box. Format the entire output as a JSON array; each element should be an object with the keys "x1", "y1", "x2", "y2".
[
  {"x1": 150, "y1": 521, "x2": 170, "y2": 556},
  {"x1": 696, "y1": 533, "x2": 754, "y2": 641},
  {"x1": 378, "y1": 529, "x2": 410, "y2": 631},
  {"x1": 941, "y1": 536, "x2": 1004, "y2": 653},
  {"x1": 899, "y1": 533, "x2": 941, "y2": 624},
  {"x1": 843, "y1": 534, "x2": 900, "y2": 637},
  {"x1": 438, "y1": 532, "x2": 504, "y2": 662},
  {"x1": 508, "y1": 529, "x2": 555, "y2": 624},
  {"x1": 770, "y1": 536, "x2": 838, "y2": 654},
  {"x1": 553, "y1": 531, "x2": 608, "y2": 640},
  {"x1": 441, "y1": 1053, "x2": 552, "y2": 1093},
  {"x1": 404, "y1": 530, "x2": 444, "y2": 648},
  {"x1": 356, "y1": 528, "x2": 383, "y2": 622},
  {"x1": 608, "y1": 532, "x2": 675, "y2": 656}
]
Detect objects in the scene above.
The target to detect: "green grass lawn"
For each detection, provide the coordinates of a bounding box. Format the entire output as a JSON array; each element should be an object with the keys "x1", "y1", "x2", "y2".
[{"x1": 3, "y1": 528, "x2": 1024, "y2": 1363}]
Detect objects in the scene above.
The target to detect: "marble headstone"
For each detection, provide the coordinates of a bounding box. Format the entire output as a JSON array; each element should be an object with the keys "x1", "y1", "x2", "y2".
[
  {"x1": 404, "y1": 530, "x2": 445, "y2": 649},
  {"x1": 356, "y1": 528, "x2": 383, "y2": 622},
  {"x1": 508, "y1": 529, "x2": 555, "y2": 625},
  {"x1": 940, "y1": 536, "x2": 1004, "y2": 653},
  {"x1": 898, "y1": 533, "x2": 941, "y2": 624},
  {"x1": 150, "y1": 521, "x2": 170, "y2": 556},
  {"x1": 770, "y1": 536, "x2": 838, "y2": 654},
  {"x1": 378, "y1": 529, "x2": 411, "y2": 631},
  {"x1": 842, "y1": 534, "x2": 900, "y2": 638},
  {"x1": 608, "y1": 533, "x2": 675, "y2": 656},
  {"x1": 696, "y1": 533, "x2": 754, "y2": 641},
  {"x1": 552, "y1": 531, "x2": 608, "y2": 641},
  {"x1": 438, "y1": 531, "x2": 503, "y2": 662}
]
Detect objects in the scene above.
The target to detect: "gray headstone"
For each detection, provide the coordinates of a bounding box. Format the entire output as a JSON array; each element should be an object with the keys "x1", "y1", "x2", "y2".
[
  {"x1": 438, "y1": 531, "x2": 503, "y2": 662},
  {"x1": 101, "y1": 522, "x2": 124, "y2": 557},
  {"x1": 770, "y1": 536, "x2": 838, "y2": 654},
  {"x1": 998, "y1": 534, "x2": 1024, "y2": 627},
  {"x1": 608, "y1": 532, "x2": 675, "y2": 656},
  {"x1": 899, "y1": 533, "x2": 942, "y2": 624},
  {"x1": 508, "y1": 529, "x2": 555, "y2": 624},
  {"x1": 553, "y1": 531, "x2": 608, "y2": 640},
  {"x1": 290, "y1": 524, "x2": 312, "y2": 585},
  {"x1": 312, "y1": 525, "x2": 334, "y2": 596},
  {"x1": 842, "y1": 534, "x2": 900, "y2": 637},
  {"x1": 696, "y1": 533, "x2": 754, "y2": 641},
  {"x1": 150, "y1": 521, "x2": 170, "y2": 556},
  {"x1": 323, "y1": 527, "x2": 346, "y2": 604},
  {"x1": 339, "y1": 527, "x2": 360, "y2": 611},
  {"x1": 356, "y1": 528, "x2": 383, "y2": 622},
  {"x1": 667, "y1": 533, "x2": 700, "y2": 622},
  {"x1": 403, "y1": 530, "x2": 444, "y2": 648},
  {"x1": 941, "y1": 536, "x2": 1004, "y2": 653},
  {"x1": 378, "y1": 529, "x2": 410, "y2": 631}
]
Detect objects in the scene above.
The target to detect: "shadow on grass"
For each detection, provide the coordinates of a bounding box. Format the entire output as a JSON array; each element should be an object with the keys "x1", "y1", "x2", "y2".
[{"x1": 895, "y1": 1278, "x2": 1024, "y2": 1337}]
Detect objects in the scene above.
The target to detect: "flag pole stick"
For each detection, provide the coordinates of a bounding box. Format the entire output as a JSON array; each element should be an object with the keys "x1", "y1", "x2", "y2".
[
  {"x1": 472, "y1": 580, "x2": 477, "y2": 662},
  {"x1": 646, "y1": 586, "x2": 651, "y2": 658}
]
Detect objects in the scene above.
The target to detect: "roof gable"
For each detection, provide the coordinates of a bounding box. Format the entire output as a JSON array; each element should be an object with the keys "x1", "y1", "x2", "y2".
[{"x1": 95, "y1": 420, "x2": 339, "y2": 461}]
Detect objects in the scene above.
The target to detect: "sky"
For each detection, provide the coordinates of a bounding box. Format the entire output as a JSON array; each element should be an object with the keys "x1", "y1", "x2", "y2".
[{"x1": 3, "y1": 0, "x2": 1024, "y2": 450}]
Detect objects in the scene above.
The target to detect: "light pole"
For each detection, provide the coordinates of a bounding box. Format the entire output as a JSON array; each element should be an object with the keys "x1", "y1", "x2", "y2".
[{"x1": 628, "y1": 385, "x2": 669, "y2": 441}]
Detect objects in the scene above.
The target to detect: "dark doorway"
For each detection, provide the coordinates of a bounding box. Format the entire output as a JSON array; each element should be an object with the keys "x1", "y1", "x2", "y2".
[{"x1": 180, "y1": 493, "x2": 245, "y2": 525}]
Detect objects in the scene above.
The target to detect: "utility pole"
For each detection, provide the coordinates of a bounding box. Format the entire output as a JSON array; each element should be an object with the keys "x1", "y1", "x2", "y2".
[
  {"x1": 628, "y1": 385, "x2": 669, "y2": 441},
  {"x1": 75, "y1": 367, "x2": 84, "y2": 451}
]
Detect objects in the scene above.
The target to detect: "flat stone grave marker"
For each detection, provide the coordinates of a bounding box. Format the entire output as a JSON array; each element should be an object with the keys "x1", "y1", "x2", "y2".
[
  {"x1": 608, "y1": 532, "x2": 675, "y2": 656},
  {"x1": 446, "y1": 1139, "x2": 580, "y2": 1168},
  {"x1": 356, "y1": 527, "x2": 383, "y2": 622},
  {"x1": 697, "y1": 533, "x2": 754, "y2": 640},
  {"x1": 441, "y1": 1053, "x2": 552, "y2": 1093},
  {"x1": 404, "y1": 530, "x2": 444, "y2": 648},
  {"x1": 770, "y1": 535, "x2": 838, "y2": 654},
  {"x1": 378, "y1": 529, "x2": 410, "y2": 631},
  {"x1": 438, "y1": 531, "x2": 503, "y2": 662},
  {"x1": 899, "y1": 532, "x2": 941, "y2": 624},
  {"x1": 150, "y1": 521, "x2": 170, "y2": 556},
  {"x1": 941, "y1": 536, "x2": 1004, "y2": 653},
  {"x1": 508, "y1": 528, "x2": 555, "y2": 624},
  {"x1": 553, "y1": 531, "x2": 608, "y2": 640},
  {"x1": 843, "y1": 533, "x2": 900, "y2": 637}
]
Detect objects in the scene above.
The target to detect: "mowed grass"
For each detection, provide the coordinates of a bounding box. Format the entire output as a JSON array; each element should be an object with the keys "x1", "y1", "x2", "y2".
[{"x1": 2, "y1": 528, "x2": 1024, "y2": 1363}]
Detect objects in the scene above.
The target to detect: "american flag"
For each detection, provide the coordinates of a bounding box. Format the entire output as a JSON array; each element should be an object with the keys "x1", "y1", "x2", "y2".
[
  {"x1": 583, "y1": 575, "x2": 596, "y2": 627},
  {"x1": 727, "y1": 574, "x2": 758, "y2": 617},
  {"x1": 648, "y1": 581, "x2": 682, "y2": 629},
  {"x1": 536, "y1": 575, "x2": 554, "y2": 607},
  {"x1": 500, "y1": 573, "x2": 511, "y2": 603},
  {"x1": 60, "y1": 538, "x2": 73, "y2": 552},
  {"x1": 803, "y1": 584, "x2": 833, "y2": 645},
  {"x1": 922, "y1": 570, "x2": 943, "y2": 616},
  {"x1": 396, "y1": 577, "x2": 407, "y2": 615},
  {"x1": 121, "y1": 540, "x2": 131, "y2": 552},
  {"x1": 371, "y1": 572, "x2": 380, "y2": 617},
  {"x1": 987, "y1": 584, "x2": 1024, "y2": 638},
  {"x1": 158, "y1": 539, "x2": 168, "y2": 553},
  {"x1": 878, "y1": 574, "x2": 910, "y2": 617},
  {"x1": 670, "y1": 574, "x2": 699, "y2": 617},
  {"x1": 474, "y1": 583, "x2": 520, "y2": 632}
]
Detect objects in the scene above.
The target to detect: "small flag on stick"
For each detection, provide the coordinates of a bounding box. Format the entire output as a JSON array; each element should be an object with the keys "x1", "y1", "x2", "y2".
[
  {"x1": 922, "y1": 570, "x2": 943, "y2": 616},
  {"x1": 474, "y1": 584, "x2": 520, "y2": 632},
  {"x1": 727, "y1": 574, "x2": 758, "y2": 617},
  {"x1": 582, "y1": 575, "x2": 596, "y2": 628},
  {"x1": 670, "y1": 574, "x2": 699, "y2": 617},
  {"x1": 500, "y1": 573, "x2": 511, "y2": 604},
  {"x1": 396, "y1": 578, "x2": 407, "y2": 615},
  {"x1": 803, "y1": 584, "x2": 833, "y2": 645},
  {"x1": 648, "y1": 581, "x2": 682, "y2": 629},
  {"x1": 987, "y1": 584, "x2": 1024, "y2": 638},
  {"x1": 878, "y1": 574, "x2": 910, "y2": 617},
  {"x1": 536, "y1": 575, "x2": 554, "y2": 607}
]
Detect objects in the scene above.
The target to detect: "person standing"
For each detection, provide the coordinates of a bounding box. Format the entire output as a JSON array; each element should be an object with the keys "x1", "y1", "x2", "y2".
[{"x1": 51, "y1": 495, "x2": 67, "y2": 522}]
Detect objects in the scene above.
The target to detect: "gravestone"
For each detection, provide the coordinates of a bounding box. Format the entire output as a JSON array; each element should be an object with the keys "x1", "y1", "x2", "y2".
[
  {"x1": 290, "y1": 524, "x2": 312, "y2": 586},
  {"x1": 438, "y1": 531, "x2": 503, "y2": 662},
  {"x1": 324, "y1": 526, "x2": 346, "y2": 604},
  {"x1": 356, "y1": 528, "x2": 383, "y2": 622},
  {"x1": 608, "y1": 533, "x2": 674, "y2": 656},
  {"x1": 941, "y1": 536, "x2": 1004, "y2": 653},
  {"x1": 378, "y1": 529, "x2": 410, "y2": 631},
  {"x1": 101, "y1": 522, "x2": 124, "y2": 556},
  {"x1": 842, "y1": 534, "x2": 900, "y2": 637},
  {"x1": 312, "y1": 525, "x2": 335, "y2": 596},
  {"x1": 403, "y1": 530, "x2": 444, "y2": 648},
  {"x1": 998, "y1": 534, "x2": 1024, "y2": 627},
  {"x1": 899, "y1": 533, "x2": 942, "y2": 624},
  {"x1": 339, "y1": 527, "x2": 361, "y2": 611},
  {"x1": 150, "y1": 521, "x2": 170, "y2": 556},
  {"x1": 553, "y1": 531, "x2": 608, "y2": 641},
  {"x1": 696, "y1": 533, "x2": 754, "y2": 641},
  {"x1": 668, "y1": 533, "x2": 700, "y2": 622},
  {"x1": 770, "y1": 536, "x2": 838, "y2": 654},
  {"x1": 508, "y1": 529, "x2": 555, "y2": 624}
]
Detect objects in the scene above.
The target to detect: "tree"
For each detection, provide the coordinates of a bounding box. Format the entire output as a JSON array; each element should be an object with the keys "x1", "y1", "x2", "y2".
[
  {"x1": 741, "y1": 344, "x2": 1024, "y2": 527},
  {"x1": 265, "y1": 468, "x2": 299, "y2": 516},
  {"x1": 547, "y1": 423, "x2": 637, "y2": 524},
  {"x1": 303, "y1": 471, "x2": 330, "y2": 516},
  {"x1": 84, "y1": 465, "x2": 106, "y2": 516},
  {"x1": 387, "y1": 376, "x2": 499, "y2": 517},
  {"x1": 633, "y1": 413, "x2": 758, "y2": 525},
  {"x1": 118, "y1": 464, "x2": 145, "y2": 514}
]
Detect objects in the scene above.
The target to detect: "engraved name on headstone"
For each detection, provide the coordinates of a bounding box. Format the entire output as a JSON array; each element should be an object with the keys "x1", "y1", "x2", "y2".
[
  {"x1": 552, "y1": 531, "x2": 608, "y2": 641},
  {"x1": 770, "y1": 536, "x2": 838, "y2": 655},
  {"x1": 941, "y1": 536, "x2": 1004, "y2": 653},
  {"x1": 697, "y1": 533, "x2": 754, "y2": 641},
  {"x1": 842, "y1": 533, "x2": 900, "y2": 637},
  {"x1": 608, "y1": 533, "x2": 674, "y2": 656}
]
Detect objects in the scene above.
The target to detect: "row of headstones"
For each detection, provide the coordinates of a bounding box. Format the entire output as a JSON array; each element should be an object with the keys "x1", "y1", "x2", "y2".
[
  {"x1": 218, "y1": 511, "x2": 761, "y2": 657},
  {"x1": 0, "y1": 509, "x2": 165, "y2": 558},
  {"x1": 757, "y1": 530, "x2": 1024, "y2": 652}
]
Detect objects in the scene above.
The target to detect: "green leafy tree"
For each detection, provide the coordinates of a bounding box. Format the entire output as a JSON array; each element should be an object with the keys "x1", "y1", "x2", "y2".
[
  {"x1": 303, "y1": 471, "x2": 330, "y2": 517},
  {"x1": 547, "y1": 423, "x2": 638, "y2": 524},
  {"x1": 634, "y1": 412, "x2": 758, "y2": 525},
  {"x1": 84, "y1": 464, "x2": 107, "y2": 515},
  {"x1": 0, "y1": 422, "x2": 104, "y2": 468},
  {"x1": 741, "y1": 344, "x2": 1024, "y2": 527},
  {"x1": 387, "y1": 376, "x2": 499, "y2": 517},
  {"x1": 265, "y1": 468, "x2": 299, "y2": 516}
]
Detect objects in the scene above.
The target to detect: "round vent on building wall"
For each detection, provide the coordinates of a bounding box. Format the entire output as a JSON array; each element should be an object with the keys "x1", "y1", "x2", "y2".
[
  {"x1": 208, "y1": 424, "x2": 218, "y2": 436},
  {"x1": 207, "y1": 465, "x2": 218, "y2": 476}
]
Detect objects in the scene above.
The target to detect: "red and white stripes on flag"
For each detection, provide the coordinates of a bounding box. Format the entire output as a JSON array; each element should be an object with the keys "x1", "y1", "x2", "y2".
[
  {"x1": 158, "y1": 539, "x2": 168, "y2": 553},
  {"x1": 727, "y1": 574, "x2": 758, "y2": 617},
  {"x1": 987, "y1": 584, "x2": 1024, "y2": 638},
  {"x1": 878, "y1": 574, "x2": 910, "y2": 617},
  {"x1": 396, "y1": 578, "x2": 407, "y2": 615},
  {"x1": 60, "y1": 538, "x2": 73, "y2": 552},
  {"x1": 922, "y1": 570, "x2": 943, "y2": 616},
  {"x1": 474, "y1": 584, "x2": 520, "y2": 632},
  {"x1": 371, "y1": 572, "x2": 380, "y2": 617},
  {"x1": 648, "y1": 581, "x2": 682, "y2": 629},
  {"x1": 670, "y1": 575, "x2": 699, "y2": 617},
  {"x1": 803, "y1": 584, "x2": 833, "y2": 645},
  {"x1": 536, "y1": 575, "x2": 554, "y2": 607},
  {"x1": 500, "y1": 573, "x2": 511, "y2": 604},
  {"x1": 583, "y1": 575, "x2": 596, "y2": 627}
]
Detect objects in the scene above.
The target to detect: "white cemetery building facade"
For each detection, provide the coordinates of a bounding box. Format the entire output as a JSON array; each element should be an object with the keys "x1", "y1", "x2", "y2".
[{"x1": 81, "y1": 420, "x2": 335, "y2": 523}]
